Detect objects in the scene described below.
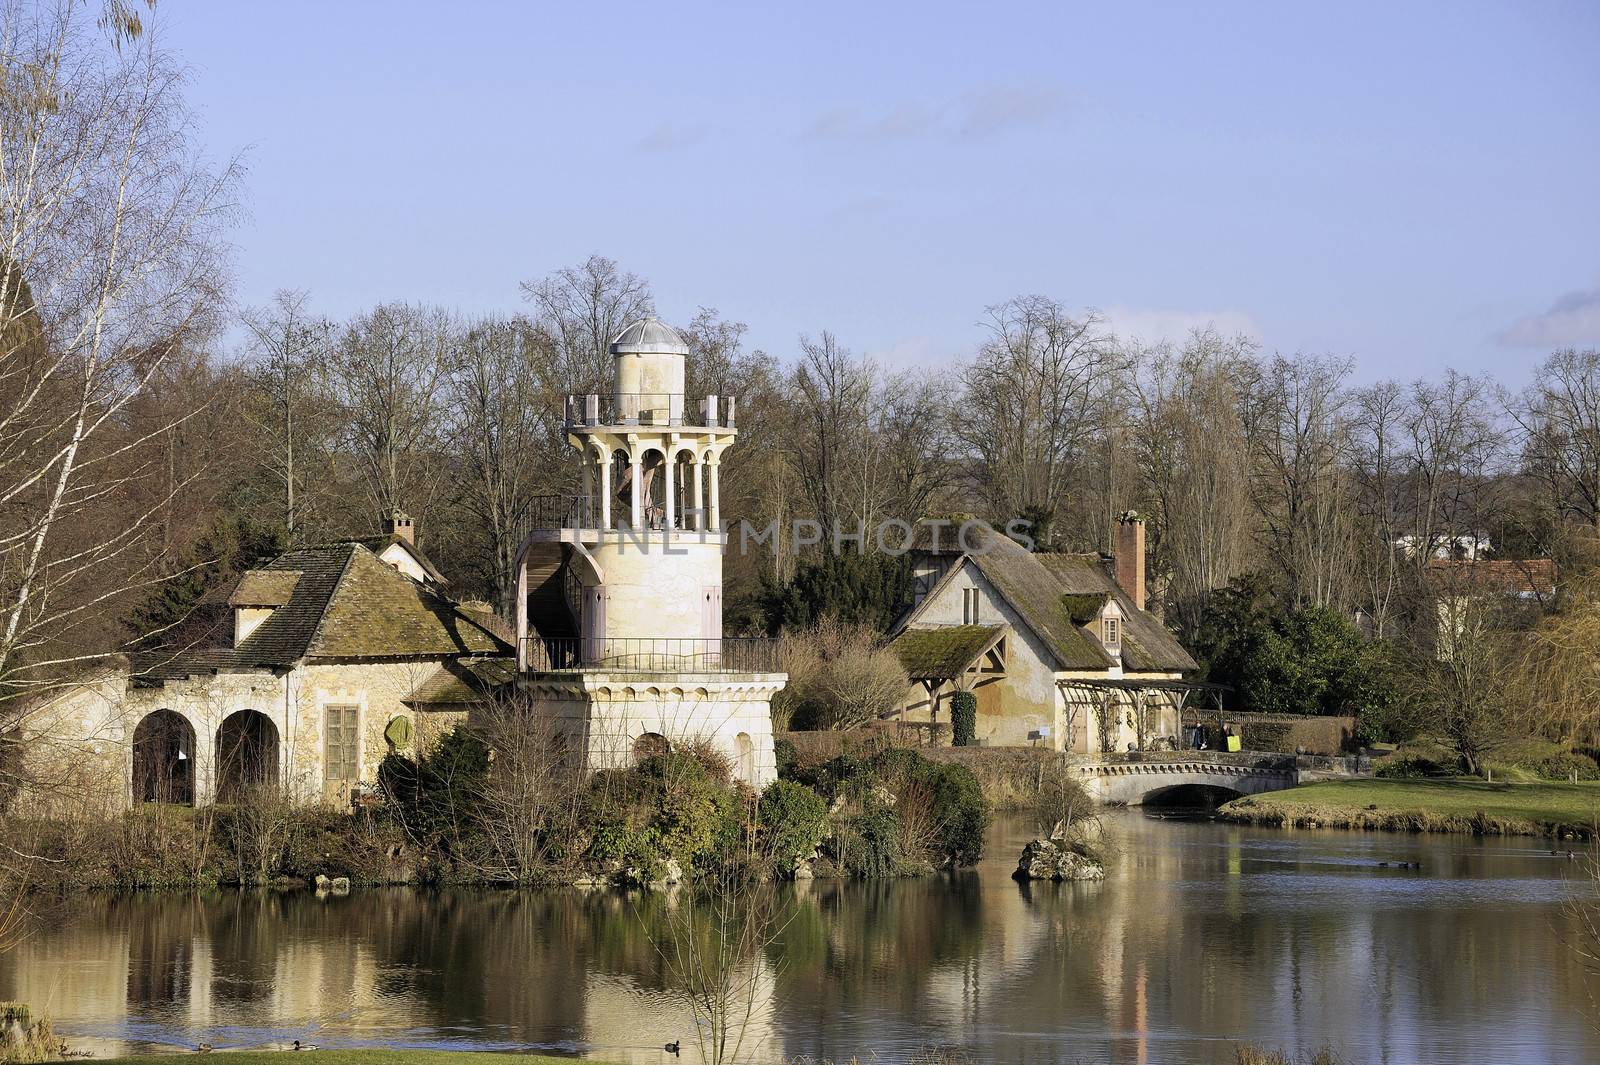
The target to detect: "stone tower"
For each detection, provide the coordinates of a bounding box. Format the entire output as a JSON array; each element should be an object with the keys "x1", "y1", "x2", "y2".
[{"x1": 513, "y1": 317, "x2": 784, "y2": 786}]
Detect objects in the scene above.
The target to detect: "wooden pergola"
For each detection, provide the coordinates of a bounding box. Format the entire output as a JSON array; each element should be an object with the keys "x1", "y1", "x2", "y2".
[{"x1": 1055, "y1": 676, "x2": 1231, "y2": 754}]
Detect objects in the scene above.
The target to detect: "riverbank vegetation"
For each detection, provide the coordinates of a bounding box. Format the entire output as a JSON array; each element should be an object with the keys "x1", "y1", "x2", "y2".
[
  {"x1": 1220, "y1": 777, "x2": 1600, "y2": 838},
  {"x1": 96, "y1": 1053, "x2": 600, "y2": 1065},
  {"x1": 1, "y1": 723, "x2": 989, "y2": 893}
]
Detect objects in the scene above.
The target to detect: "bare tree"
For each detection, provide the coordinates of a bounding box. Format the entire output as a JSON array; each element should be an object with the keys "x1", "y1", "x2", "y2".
[
  {"x1": 1128, "y1": 328, "x2": 1256, "y2": 638},
  {"x1": 1349, "y1": 379, "x2": 1410, "y2": 636},
  {"x1": 1241, "y1": 354, "x2": 1357, "y2": 609},
  {"x1": 0, "y1": 3, "x2": 237, "y2": 707},
  {"x1": 1514, "y1": 348, "x2": 1600, "y2": 531},
  {"x1": 789, "y1": 331, "x2": 873, "y2": 536},
  {"x1": 954, "y1": 296, "x2": 1120, "y2": 539},
  {"x1": 240, "y1": 290, "x2": 336, "y2": 541},
  {"x1": 446, "y1": 315, "x2": 567, "y2": 612},
  {"x1": 326, "y1": 303, "x2": 455, "y2": 526},
  {"x1": 521, "y1": 254, "x2": 654, "y2": 391}
]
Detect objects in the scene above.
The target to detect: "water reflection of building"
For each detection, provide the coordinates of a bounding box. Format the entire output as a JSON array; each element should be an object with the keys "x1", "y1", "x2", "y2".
[{"x1": 6, "y1": 843, "x2": 1599, "y2": 1063}]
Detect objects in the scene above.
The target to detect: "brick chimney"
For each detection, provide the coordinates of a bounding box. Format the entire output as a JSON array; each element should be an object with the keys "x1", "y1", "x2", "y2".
[
  {"x1": 1115, "y1": 512, "x2": 1145, "y2": 611},
  {"x1": 383, "y1": 511, "x2": 415, "y2": 545}
]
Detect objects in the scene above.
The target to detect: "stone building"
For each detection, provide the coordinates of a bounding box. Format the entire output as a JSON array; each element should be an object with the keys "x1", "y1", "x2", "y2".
[
  {"x1": 889, "y1": 515, "x2": 1199, "y2": 753},
  {"x1": 16, "y1": 536, "x2": 512, "y2": 816},
  {"x1": 511, "y1": 317, "x2": 786, "y2": 787}
]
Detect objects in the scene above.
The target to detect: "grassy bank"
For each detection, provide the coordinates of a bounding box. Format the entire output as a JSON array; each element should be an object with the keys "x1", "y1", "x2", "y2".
[
  {"x1": 98, "y1": 1052, "x2": 601, "y2": 1064},
  {"x1": 1220, "y1": 777, "x2": 1600, "y2": 837}
]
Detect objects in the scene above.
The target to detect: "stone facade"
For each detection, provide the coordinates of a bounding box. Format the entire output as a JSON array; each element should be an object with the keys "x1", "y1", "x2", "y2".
[
  {"x1": 16, "y1": 658, "x2": 469, "y2": 817},
  {"x1": 517, "y1": 671, "x2": 784, "y2": 787}
]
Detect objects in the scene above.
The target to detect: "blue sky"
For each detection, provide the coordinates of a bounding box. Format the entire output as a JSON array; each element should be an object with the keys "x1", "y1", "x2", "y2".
[{"x1": 165, "y1": 1, "x2": 1600, "y2": 381}]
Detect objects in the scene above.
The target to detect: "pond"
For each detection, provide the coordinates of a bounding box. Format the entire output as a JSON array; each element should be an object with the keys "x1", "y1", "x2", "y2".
[{"x1": 4, "y1": 813, "x2": 1597, "y2": 1064}]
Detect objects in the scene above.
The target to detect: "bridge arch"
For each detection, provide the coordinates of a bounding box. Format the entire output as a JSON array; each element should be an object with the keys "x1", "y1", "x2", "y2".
[
  {"x1": 1142, "y1": 782, "x2": 1243, "y2": 809},
  {"x1": 1078, "y1": 755, "x2": 1298, "y2": 806}
]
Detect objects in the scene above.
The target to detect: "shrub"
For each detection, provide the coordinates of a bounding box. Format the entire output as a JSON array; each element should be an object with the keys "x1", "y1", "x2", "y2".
[
  {"x1": 927, "y1": 760, "x2": 988, "y2": 865},
  {"x1": 1374, "y1": 754, "x2": 1450, "y2": 779},
  {"x1": 774, "y1": 617, "x2": 909, "y2": 730},
  {"x1": 581, "y1": 751, "x2": 747, "y2": 882},
  {"x1": 1532, "y1": 750, "x2": 1600, "y2": 781},
  {"x1": 835, "y1": 803, "x2": 903, "y2": 878},
  {"x1": 758, "y1": 779, "x2": 829, "y2": 875},
  {"x1": 950, "y1": 691, "x2": 977, "y2": 747},
  {"x1": 773, "y1": 738, "x2": 798, "y2": 778}
]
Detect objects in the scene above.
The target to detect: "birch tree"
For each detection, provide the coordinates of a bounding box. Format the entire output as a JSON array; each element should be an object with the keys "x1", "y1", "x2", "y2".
[{"x1": 0, "y1": 3, "x2": 236, "y2": 706}]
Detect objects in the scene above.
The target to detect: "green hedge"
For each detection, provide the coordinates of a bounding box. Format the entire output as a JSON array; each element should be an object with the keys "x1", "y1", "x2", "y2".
[{"x1": 950, "y1": 691, "x2": 977, "y2": 747}]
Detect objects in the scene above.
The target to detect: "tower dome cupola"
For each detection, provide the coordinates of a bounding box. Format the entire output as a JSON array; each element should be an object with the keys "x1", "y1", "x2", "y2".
[{"x1": 611, "y1": 316, "x2": 688, "y2": 407}]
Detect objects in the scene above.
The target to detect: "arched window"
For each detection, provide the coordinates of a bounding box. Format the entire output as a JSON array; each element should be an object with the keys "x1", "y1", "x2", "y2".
[
  {"x1": 734, "y1": 732, "x2": 755, "y2": 786},
  {"x1": 633, "y1": 732, "x2": 670, "y2": 763}
]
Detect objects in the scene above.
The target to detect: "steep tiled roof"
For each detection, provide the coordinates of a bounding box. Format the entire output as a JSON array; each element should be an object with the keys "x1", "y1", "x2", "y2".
[
  {"x1": 130, "y1": 543, "x2": 511, "y2": 681},
  {"x1": 968, "y1": 540, "x2": 1113, "y2": 670},
  {"x1": 1035, "y1": 552, "x2": 1196, "y2": 673},
  {"x1": 308, "y1": 547, "x2": 503, "y2": 657},
  {"x1": 891, "y1": 624, "x2": 1007, "y2": 679},
  {"x1": 895, "y1": 522, "x2": 1196, "y2": 674}
]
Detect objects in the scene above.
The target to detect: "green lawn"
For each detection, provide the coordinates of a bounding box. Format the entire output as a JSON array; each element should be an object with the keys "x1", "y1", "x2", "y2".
[
  {"x1": 99, "y1": 1052, "x2": 602, "y2": 1064},
  {"x1": 1220, "y1": 777, "x2": 1600, "y2": 836}
]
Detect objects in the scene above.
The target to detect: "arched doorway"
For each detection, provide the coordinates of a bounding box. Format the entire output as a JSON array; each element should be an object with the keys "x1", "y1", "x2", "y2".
[
  {"x1": 633, "y1": 732, "x2": 670, "y2": 763},
  {"x1": 734, "y1": 733, "x2": 755, "y2": 786},
  {"x1": 216, "y1": 710, "x2": 279, "y2": 801},
  {"x1": 132, "y1": 709, "x2": 195, "y2": 805}
]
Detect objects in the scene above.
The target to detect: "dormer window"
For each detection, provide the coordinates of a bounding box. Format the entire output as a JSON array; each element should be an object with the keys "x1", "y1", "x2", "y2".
[
  {"x1": 1099, "y1": 600, "x2": 1124, "y2": 657},
  {"x1": 228, "y1": 569, "x2": 302, "y2": 646}
]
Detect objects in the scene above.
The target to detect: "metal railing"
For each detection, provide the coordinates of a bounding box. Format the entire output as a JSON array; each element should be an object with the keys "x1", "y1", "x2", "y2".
[
  {"x1": 522, "y1": 636, "x2": 780, "y2": 673},
  {"x1": 565, "y1": 393, "x2": 737, "y2": 429},
  {"x1": 526, "y1": 494, "x2": 591, "y2": 530}
]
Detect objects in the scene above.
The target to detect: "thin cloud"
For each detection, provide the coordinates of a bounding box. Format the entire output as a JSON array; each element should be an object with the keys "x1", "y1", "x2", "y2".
[
  {"x1": 1497, "y1": 283, "x2": 1600, "y2": 347},
  {"x1": 635, "y1": 122, "x2": 708, "y2": 154},
  {"x1": 803, "y1": 84, "x2": 1067, "y2": 143},
  {"x1": 1102, "y1": 306, "x2": 1262, "y2": 346},
  {"x1": 956, "y1": 85, "x2": 1068, "y2": 138}
]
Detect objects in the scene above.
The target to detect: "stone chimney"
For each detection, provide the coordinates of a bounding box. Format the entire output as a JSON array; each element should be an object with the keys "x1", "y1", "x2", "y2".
[
  {"x1": 383, "y1": 511, "x2": 415, "y2": 545},
  {"x1": 1115, "y1": 512, "x2": 1145, "y2": 612}
]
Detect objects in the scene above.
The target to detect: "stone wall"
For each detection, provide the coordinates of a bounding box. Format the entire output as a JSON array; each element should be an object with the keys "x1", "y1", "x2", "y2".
[
  {"x1": 14, "y1": 658, "x2": 468, "y2": 816},
  {"x1": 521, "y1": 670, "x2": 785, "y2": 787}
]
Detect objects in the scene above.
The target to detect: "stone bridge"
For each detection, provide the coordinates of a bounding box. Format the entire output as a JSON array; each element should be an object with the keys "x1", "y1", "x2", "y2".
[{"x1": 1075, "y1": 751, "x2": 1304, "y2": 805}]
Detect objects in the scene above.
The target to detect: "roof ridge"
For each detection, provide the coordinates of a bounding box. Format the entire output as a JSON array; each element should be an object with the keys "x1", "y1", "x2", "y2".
[{"x1": 302, "y1": 541, "x2": 363, "y2": 655}]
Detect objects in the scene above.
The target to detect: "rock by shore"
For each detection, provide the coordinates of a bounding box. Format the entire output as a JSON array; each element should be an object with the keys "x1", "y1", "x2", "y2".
[{"x1": 1014, "y1": 837, "x2": 1105, "y2": 882}]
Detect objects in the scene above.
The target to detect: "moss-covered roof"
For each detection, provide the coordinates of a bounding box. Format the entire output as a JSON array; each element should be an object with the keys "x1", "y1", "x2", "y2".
[
  {"x1": 894, "y1": 523, "x2": 1196, "y2": 674},
  {"x1": 308, "y1": 547, "x2": 506, "y2": 658},
  {"x1": 1036, "y1": 552, "x2": 1196, "y2": 672},
  {"x1": 132, "y1": 543, "x2": 512, "y2": 680},
  {"x1": 229, "y1": 570, "x2": 301, "y2": 607},
  {"x1": 404, "y1": 657, "x2": 517, "y2": 705},
  {"x1": 1060, "y1": 592, "x2": 1109, "y2": 624},
  {"x1": 890, "y1": 624, "x2": 1006, "y2": 679}
]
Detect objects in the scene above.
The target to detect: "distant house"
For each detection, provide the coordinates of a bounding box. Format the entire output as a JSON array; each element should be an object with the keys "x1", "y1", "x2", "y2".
[
  {"x1": 1427, "y1": 556, "x2": 1556, "y2": 654},
  {"x1": 1396, "y1": 532, "x2": 1494, "y2": 561},
  {"x1": 17, "y1": 534, "x2": 512, "y2": 817},
  {"x1": 888, "y1": 516, "x2": 1200, "y2": 753}
]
